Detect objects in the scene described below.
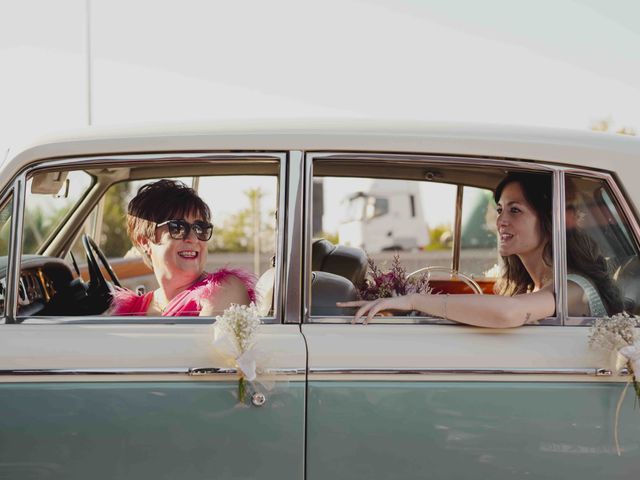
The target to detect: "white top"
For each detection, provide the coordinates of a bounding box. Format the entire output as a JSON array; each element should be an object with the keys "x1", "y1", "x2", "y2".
[{"x1": 567, "y1": 273, "x2": 607, "y2": 317}]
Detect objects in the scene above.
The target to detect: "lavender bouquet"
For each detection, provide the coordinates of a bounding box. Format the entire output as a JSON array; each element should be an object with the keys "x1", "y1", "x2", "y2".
[{"x1": 357, "y1": 254, "x2": 430, "y2": 301}]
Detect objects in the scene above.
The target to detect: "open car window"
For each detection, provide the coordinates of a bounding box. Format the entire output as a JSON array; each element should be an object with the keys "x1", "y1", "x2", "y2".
[
  {"x1": 16, "y1": 160, "x2": 281, "y2": 322},
  {"x1": 308, "y1": 159, "x2": 547, "y2": 322}
]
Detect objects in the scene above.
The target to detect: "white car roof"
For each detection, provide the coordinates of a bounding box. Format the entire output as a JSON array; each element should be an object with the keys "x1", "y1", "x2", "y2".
[{"x1": 4, "y1": 119, "x2": 640, "y2": 204}]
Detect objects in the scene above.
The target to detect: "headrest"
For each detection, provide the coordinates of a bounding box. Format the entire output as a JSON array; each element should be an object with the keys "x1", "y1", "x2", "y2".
[
  {"x1": 312, "y1": 239, "x2": 368, "y2": 286},
  {"x1": 310, "y1": 271, "x2": 358, "y2": 316}
]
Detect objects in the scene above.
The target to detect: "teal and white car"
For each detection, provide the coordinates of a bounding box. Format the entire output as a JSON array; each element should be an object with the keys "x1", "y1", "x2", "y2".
[{"x1": 0, "y1": 121, "x2": 639, "y2": 479}]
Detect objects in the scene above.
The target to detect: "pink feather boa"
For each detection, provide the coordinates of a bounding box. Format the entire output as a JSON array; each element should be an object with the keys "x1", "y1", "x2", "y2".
[{"x1": 110, "y1": 268, "x2": 256, "y2": 316}]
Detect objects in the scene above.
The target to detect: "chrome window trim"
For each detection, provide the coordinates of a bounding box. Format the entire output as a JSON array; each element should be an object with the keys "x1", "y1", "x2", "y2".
[
  {"x1": 283, "y1": 151, "x2": 304, "y2": 324},
  {"x1": 452, "y1": 185, "x2": 463, "y2": 272},
  {"x1": 305, "y1": 152, "x2": 560, "y2": 325},
  {"x1": 9, "y1": 152, "x2": 287, "y2": 325},
  {"x1": 308, "y1": 152, "x2": 558, "y2": 171},
  {"x1": 0, "y1": 187, "x2": 14, "y2": 321},
  {"x1": 559, "y1": 167, "x2": 640, "y2": 323},
  {"x1": 21, "y1": 152, "x2": 283, "y2": 172},
  {"x1": 303, "y1": 316, "x2": 562, "y2": 326},
  {"x1": 553, "y1": 170, "x2": 568, "y2": 325},
  {"x1": 0, "y1": 367, "x2": 305, "y2": 376},
  {"x1": 6, "y1": 174, "x2": 26, "y2": 324},
  {"x1": 308, "y1": 367, "x2": 627, "y2": 377}
]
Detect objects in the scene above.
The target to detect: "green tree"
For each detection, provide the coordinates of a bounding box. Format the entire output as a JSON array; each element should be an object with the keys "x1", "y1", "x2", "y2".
[
  {"x1": 22, "y1": 204, "x2": 69, "y2": 254},
  {"x1": 100, "y1": 182, "x2": 132, "y2": 257},
  {"x1": 210, "y1": 188, "x2": 275, "y2": 253}
]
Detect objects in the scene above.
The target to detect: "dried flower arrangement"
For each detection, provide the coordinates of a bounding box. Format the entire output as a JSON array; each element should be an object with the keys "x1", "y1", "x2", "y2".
[
  {"x1": 588, "y1": 312, "x2": 640, "y2": 455},
  {"x1": 357, "y1": 254, "x2": 431, "y2": 301},
  {"x1": 589, "y1": 312, "x2": 640, "y2": 400}
]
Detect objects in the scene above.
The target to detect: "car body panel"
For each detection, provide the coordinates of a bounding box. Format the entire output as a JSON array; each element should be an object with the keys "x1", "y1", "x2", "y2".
[
  {"x1": 0, "y1": 324, "x2": 306, "y2": 480},
  {"x1": 0, "y1": 381, "x2": 305, "y2": 480},
  {"x1": 303, "y1": 324, "x2": 639, "y2": 478},
  {"x1": 306, "y1": 381, "x2": 639, "y2": 480}
]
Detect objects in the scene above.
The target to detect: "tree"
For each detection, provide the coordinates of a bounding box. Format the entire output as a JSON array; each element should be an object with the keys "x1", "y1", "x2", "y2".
[
  {"x1": 590, "y1": 117, "x2": 636, "y2": 136},
  {"x1": 210, "y1": 188, "x2": 275, "y2": 253},
  {"x1": 100, "y1": 182, "x2": 132, "y2": 257}
]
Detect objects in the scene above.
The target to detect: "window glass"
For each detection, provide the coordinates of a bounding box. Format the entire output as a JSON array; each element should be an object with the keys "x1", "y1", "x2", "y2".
[
  {"x1": 564, "y1": 175, "x2": 636, "y2": 321},
  {"x1": 16, "y1": 166, "x2": 279, "y2": 321},
  {"x1": 0, "y1": 193, "x2": 13, "y2": 316},
  {"x1": 312, "y1": 167, "x2": 559, "y2": 323},
  {"x1": 69, "y1": 174, "x2": 279, "y2": 317},
  {"x1": 312, "y1": 175, "x2": 457, "y2": 316},
  {"x1": 23, "y1": 171, "x2": 93, "y2": 254},
  {"x1": 460, "y1": 186, "x2": 499, "y2": 279}
]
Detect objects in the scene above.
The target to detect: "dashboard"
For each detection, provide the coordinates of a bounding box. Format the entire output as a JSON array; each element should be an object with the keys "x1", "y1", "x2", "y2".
[{"x1": 0, "y1": 255, "x2": 76, "y2": 317}]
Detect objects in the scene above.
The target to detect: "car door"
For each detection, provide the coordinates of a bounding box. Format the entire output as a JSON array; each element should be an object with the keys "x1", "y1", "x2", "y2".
[
  {"x1": 0, "y1": 151, "x2": 307, "y2": 480},
  {"x1": 303, "y1": 153, "x2": 640, "y2": 480}
]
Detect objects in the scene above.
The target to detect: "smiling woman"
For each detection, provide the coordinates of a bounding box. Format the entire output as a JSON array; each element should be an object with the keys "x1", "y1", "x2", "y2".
[{"x1": 110, "y1": 179, "x2": 255, "y2": 316}]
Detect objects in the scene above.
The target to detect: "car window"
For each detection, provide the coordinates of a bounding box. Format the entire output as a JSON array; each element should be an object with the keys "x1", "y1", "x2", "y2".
[
  {"x1": 23, "y1": 171, "x2": 93, "y2": 254},
  {"x1": 67, "y1": 174, "x2": 279, "y2": 317},
  {"x1": 15, "y1": 161, "x2": 281, "y2": 322},
  {"x1": 564, "y1": 174, "x2": 638, "y2": 322},
  {"x1": 460, "y1": 186, "x2": 499, "y2": 278},
  {"x1": 310, "y1": 162, "x2": 513, "y2": 320},
  {"x1": 0, "y1": 192, "x2": 13, "y2": 317}
]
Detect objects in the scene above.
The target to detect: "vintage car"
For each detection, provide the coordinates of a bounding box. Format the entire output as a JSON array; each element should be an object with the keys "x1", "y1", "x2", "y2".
[{"x1": 0, "y1": 121, "x2": 639, "y2": 479}]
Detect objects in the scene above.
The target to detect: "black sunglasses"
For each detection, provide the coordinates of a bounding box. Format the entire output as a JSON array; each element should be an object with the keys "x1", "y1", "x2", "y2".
[{"x1": 156, "y1": 219, "x2": 213, "y2": 241}]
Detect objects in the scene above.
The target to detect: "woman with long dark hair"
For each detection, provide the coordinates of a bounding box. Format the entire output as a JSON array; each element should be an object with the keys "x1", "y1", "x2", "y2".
[{"x1": 338, "y1": 172, "x2": 622, "y2": 326}]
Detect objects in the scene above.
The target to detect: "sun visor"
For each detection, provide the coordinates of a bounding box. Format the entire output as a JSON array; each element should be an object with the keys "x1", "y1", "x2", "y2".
[{"x1": 30, "y1": 171, "x2": 69, "y2": 195}]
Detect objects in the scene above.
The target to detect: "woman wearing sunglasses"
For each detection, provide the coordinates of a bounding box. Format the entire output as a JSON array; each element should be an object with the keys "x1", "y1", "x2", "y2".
[{"x1": 110, "y1": 179, "x2": 255, "y2": 316}]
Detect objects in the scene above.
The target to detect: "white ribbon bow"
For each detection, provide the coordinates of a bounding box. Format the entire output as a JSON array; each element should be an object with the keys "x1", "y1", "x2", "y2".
[
  {"x1": 212, "y1": 327, "x2": 258, "y2": 381},
  {"x1": 617, "y1": 344, "x2": 640, "y2": 374}
]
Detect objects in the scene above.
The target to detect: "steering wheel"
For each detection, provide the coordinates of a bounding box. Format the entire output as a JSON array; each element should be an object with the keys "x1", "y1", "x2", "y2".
[
  {"x1": 82, "y1": 234, "x2": 122, "y2": 310},
  {"x1": 408, "y1": 266, "x2": 483, "y2": 295}
]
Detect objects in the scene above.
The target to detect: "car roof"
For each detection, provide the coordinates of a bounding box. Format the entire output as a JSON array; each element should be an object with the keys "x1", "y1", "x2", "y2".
[{"x1": 4, "y1": 119, "x2": 640, "y2": 204}]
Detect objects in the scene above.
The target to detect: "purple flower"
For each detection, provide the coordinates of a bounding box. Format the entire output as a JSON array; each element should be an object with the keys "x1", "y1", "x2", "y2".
[{"x1": 357, "y1": 253, "x2": 430, "y2": 301}]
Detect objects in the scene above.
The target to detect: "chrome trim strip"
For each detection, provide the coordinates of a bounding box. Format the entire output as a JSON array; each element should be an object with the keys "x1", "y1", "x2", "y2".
[
  {"x1": 309, "y1": 367, "x2": 627, "y2": 376},
  {"x1": 305, "y1": 316, "x2": 564, "y2": 325},
  {"x1": 272, "y1": 154, "x2": 288, "y2": 322},
  {"x1": 452, "y1": 185, "x2": 463, "y2": 272},
  {"x1": 303, "y1": 151, "x2": 313, "y2": 322},
  {"x1": 283, "y1": 151, "x2": 304, "y2": 324},
  {"x1": 553, "y1": 170, "x2": 567, "y2": 325},
  {"x1": 6, "y1": 174, "x2": 26, "y2": 323},
  {"x1": 309, "y1": 152, "x2": 558, "y2": 172},
  {"x1": 0, "y1": 367, "x2": 305, "y2": 376},
  {"x1": 26, "y1": 152, "x2": 283, "y2": 171}
]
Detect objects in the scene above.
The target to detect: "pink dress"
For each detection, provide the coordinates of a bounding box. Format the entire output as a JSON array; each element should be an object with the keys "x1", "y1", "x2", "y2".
[{"x1": 110, "y1": 268, "x2": 256, "y2": 316}]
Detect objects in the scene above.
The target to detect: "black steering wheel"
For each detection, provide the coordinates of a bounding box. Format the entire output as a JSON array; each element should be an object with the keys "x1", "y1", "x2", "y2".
[{"x1": 82, "y1": 234, "x2": 122, "y2": 311}]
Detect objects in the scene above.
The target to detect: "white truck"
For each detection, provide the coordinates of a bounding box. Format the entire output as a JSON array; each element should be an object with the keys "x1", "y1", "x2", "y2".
[{"x1": 338, "y1": 179, "x2": 429, "y2": 253}]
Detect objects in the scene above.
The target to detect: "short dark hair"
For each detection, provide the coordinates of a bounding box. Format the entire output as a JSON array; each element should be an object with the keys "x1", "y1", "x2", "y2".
[{"x1": 126, "y1": 179, "x2": 211, "y2": 249}]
